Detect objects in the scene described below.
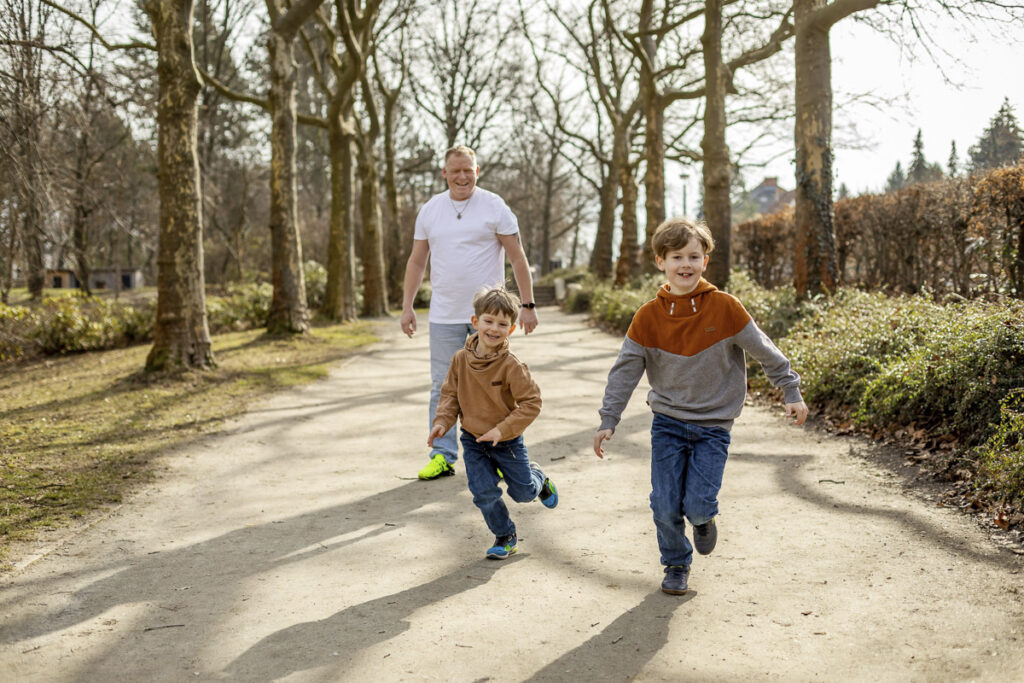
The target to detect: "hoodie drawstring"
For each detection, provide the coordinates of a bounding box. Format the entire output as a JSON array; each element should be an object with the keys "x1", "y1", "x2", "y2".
[{"x1": 691, "y1": 298, "x2": 697, "y2": 313}]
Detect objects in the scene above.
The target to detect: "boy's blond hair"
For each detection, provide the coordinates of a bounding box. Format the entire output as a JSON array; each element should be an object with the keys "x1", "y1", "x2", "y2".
[
  {"x1": 473, "y1": 287, "x2": 520, "y2": 324},
  {"x1": 652, "y1": 217, "x2": 715, "y2": 258}
]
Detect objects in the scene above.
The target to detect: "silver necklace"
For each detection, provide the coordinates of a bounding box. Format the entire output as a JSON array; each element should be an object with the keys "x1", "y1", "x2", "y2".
[{"x1": 449, "y1": 192, "x2": 473, "y2": 220}]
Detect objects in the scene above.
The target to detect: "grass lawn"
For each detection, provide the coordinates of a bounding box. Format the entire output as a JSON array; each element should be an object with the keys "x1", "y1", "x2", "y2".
[{"x1": 0, "y1": 319, "x2": 381, "y2": 569}]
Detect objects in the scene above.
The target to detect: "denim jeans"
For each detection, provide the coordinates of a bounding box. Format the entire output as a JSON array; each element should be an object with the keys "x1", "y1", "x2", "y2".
[
  {"x1": 649, "y1": 412, "x2": 731, "y2": 567},
  {"x1": 461, "y1": 430, "x2": 543, "y2": 538},
  {"x1": 429, "y1": 321, "x2": 474, "y2": 464}
]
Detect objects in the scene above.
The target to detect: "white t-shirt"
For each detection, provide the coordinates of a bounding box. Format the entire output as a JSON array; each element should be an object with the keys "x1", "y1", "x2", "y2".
[{"x1": 414, "y1": 187, "x2": 520, "y2": 323}]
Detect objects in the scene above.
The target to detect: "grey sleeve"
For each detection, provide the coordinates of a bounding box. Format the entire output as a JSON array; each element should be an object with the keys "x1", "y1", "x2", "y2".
[
  {"x1": 598, "y1": 336, "x2": 647, "y2": 432},
  {"x1": 734, "y1": 320, "x2": 803, "y2": 404}
]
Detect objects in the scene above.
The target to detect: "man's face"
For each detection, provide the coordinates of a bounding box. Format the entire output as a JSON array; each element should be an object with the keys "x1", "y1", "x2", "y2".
[{"x1": 442, "y1": 153, "x2": 479, "y2": 201}]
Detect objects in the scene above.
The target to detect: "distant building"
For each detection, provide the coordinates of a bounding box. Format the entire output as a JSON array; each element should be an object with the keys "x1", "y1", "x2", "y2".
[
  {"x1": 45, "y1": 268, "x2": 144, "y2": 291},
  {"x1": 748, "y1": 177, "x2": 796, "y2": 215}
]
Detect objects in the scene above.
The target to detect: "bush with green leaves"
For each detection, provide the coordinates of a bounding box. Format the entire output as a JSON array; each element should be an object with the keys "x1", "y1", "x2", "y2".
[
  {"x1": 304, "y1": 261, "x2": 327, "y2": 311},
  {"x1": 770, "y1": 289, "x2": 940, "y2": 410},
  {"x1": 856, "y1": 300, "x2": 1024, "y2": 444},
  {"x1": 975, "y1": 389, "x2": 1024, "y2": 508},
  {"x1": 0, "y1": 303, "x2": 37, "y2": 361},
  {"x1": 31, "y1": 295, "x2": 151, "y2": 354},
  {"x1": 207, "y1": 283, "x2": 273, "y2": 332}
]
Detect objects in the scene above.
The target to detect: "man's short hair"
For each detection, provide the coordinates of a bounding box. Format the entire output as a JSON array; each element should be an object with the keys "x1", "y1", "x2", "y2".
[
  {"x1": 444, "y1": 144, "x2": 477, "y2": 167},
  {"x1": 652, "y1": 217, "x2": 715, "y2": 258},
  {"x1": 473, "y1": 286, "x2": 520, "y2": 323}
]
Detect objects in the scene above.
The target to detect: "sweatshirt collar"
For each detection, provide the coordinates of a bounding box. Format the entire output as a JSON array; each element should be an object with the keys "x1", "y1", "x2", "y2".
[
  {"x1": 656, "y1": 279, "x2": 717, "y2": 317},
  {"x1": 465, "y1": 332, "x2": 509, "y2": 367}
]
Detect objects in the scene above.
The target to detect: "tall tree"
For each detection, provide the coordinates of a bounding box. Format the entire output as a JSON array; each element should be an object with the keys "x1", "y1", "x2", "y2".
[
  {"x1": 143, "y1": 0, "x2": 215, "y2": 369},
  {"x1": 265, "y1": 0, "x2": 327, "y2": 334},
  {"x1": 968, "y1": 97, "x2": 1024, "y2": 173},
  {"x1": 792, "y1": 0, "x2": 880, "y2": 298},
  {"x1": 700, "y1": 0, "x2": 730, "y2": 287}
]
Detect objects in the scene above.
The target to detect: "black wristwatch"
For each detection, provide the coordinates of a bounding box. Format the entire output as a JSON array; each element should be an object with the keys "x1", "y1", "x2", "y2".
[{"x1": 521, "y1": 302, "x2": 536, "y2": 309}]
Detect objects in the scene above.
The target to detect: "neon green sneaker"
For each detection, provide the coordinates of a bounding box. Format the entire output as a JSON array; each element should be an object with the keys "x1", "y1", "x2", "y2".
[{"x1": 418, "y1": 452, "x2": 455, "y2": 480}]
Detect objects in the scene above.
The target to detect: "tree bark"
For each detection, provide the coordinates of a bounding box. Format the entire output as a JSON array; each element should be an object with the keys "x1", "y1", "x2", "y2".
[
  {"x1": 266, "y1": 26, "x2": 311, "y2": 333},
  {"x1": 380, "y1": 79, "x2": 404, "y2": 306},
  {"x1": 357, "y1": 135, "x2": 387, "y2": 317},
  {"x1": 793, "y1": 0, "x2": 879, "y2": 297},
  {"x1": 591, "y1": 166, "x2": 617, "y2": 280},
  {"x1": 144, "y1": 0, "x2": 214, "y2": 371},
  {"x1": 615, "y1": 157, "x2": 640, "y2": 286},
  {"x1": 638, "y1": 0, "x2": 664, "y2": 271},
  {"x1": 323, "y1": 105, "x2": 358, "y2": 321},
  {"x1": 701, "y1": 0, "x2": 731, "y2": 289}
]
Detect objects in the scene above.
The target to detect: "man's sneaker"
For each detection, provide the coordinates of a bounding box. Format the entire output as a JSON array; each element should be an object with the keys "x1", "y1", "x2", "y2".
[
  {"x1": 694, "y1": 518, "x2": 717, "y2": 555},
  {"x1": 661, "y1": 565, "x2": 689, "y2": 595},
  {"x1": 486, "y1": 534, "x2": 517, "y2": 559},
  {"x1": 417, "y1": 453, "x2": 454, "y2": 480},
  {"x1": 531, "y1": 463, "x2": 558, "y2": 508}
]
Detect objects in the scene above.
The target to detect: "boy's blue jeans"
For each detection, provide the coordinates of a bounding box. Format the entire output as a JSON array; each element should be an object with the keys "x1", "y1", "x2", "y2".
[
  {"x1": 649, "y1": 412, "x2": 731, "y2": 567},
  {"x1": 461, "y1": 430, "x2": 543, "y2": 538},
  {"x1": 428, "y1": 322, "x2": 474, "y2": 464}
]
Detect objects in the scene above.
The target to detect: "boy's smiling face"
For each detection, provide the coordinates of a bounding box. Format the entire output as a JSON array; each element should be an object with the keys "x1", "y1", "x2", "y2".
[
  {"x1": 472, "y1": 311, "x2": 516, "y2": 354},
  {"x1": 655, "y1": 237, "x2": 709, "y2": 296}
]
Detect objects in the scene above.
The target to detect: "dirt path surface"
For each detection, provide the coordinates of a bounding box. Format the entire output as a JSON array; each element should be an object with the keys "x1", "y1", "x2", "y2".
[{"x1": 2, "y1": 309, "x2": 1023, "y2": 682}]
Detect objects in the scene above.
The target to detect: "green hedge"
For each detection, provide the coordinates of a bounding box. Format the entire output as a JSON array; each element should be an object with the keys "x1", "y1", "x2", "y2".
[{"x1": 1, "y1": 261, "x2": 333, "y2": 363}]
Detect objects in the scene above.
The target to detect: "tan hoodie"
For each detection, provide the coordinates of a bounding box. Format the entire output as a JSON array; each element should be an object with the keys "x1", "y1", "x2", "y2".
[{"x1": 433, "y1": 332, "x2": 542, "y2": 441}]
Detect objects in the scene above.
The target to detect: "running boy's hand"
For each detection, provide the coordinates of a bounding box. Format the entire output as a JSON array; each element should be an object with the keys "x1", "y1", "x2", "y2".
[
  {"x1": 427, "y1": 424, "x2": 446, "y2": 447},
  {"x1": 785, "y1": 401, "x2": 809, "y2": 426},
  {"x1": 593, "y1": 429, "x2": 613, "y2": 458},
  {"x1": 476, "y1": 427, "x2": 503, "y2": 446}
]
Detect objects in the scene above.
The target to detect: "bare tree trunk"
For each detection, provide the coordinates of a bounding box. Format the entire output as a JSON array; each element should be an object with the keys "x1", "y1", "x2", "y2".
[
  {"x1": 615, "y1": 159, "x2": 639, "y2": 286},
  {"x1": 357, "y1": 136, "x2": 387, "y2": 316},
  {"x1": 266, "y1": 27, "x2": 310, "y2": 333},
  {"x1": 701, "y1": 0, "x2": 731, "y2": 289},
  {"x1": 539, "y1": 142, "x2": 559, "y2": 276},
  {"x1": 381, "y1": 83, "x2": 403, "y2": 306},
  {"x1": 323, "y1": 110, "x2": 358, "y2": 321},
  {"x1": 793, "y1": 0, "x2": 879, "y2": 296},
  {"x1": 144, "y1": 0, "x2": 214, "y2": 371},
  {"x1": 591, "y1": 167, "x2": 617, "y2": 280},
  {"x1": 638, "y1": 0, "x2": 664, "y2": 271}
]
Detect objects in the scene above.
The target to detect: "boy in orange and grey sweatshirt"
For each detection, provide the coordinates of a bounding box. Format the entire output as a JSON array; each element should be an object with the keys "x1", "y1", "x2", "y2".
[
  {"x1": 429, "y1": 287, "x2": 558, "y2": 560},
  {"x1": 594, "y1": 218, "x2": 808, "y2": 595}
]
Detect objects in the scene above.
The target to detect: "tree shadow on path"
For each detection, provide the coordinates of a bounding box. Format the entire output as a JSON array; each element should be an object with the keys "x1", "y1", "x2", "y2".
[
  {"x1": 526, "y1": 590, "x2": 693, "y2": 682},
  {"x1": 221, "y1": 557, "x2": 520, "y2": 681}
]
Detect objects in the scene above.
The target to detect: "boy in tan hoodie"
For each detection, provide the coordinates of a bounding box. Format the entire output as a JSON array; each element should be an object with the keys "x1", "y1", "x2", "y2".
[{"x1": 429, "y1": 287, "x2": 558, "y2": 559}]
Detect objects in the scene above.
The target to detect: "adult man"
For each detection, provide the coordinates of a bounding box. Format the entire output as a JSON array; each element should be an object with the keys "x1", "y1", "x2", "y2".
[{"x1": 401, "y1": 145, "x2": 539, "y2": 480}]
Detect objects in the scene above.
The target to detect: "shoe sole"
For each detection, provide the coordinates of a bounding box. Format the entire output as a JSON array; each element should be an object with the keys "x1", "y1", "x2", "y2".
[
  {"x1": 661, "y1": 586, "x2": 688, "y2": 595},
  {"x1": 418, "y1": 466, "x2": 455, "y2": 480},
  {"x1": 486, "y1": 548, "x2": 517, "y2": 560},
  {"x1": 539, "y1": 479, "x2": 558, "y2": 508}
]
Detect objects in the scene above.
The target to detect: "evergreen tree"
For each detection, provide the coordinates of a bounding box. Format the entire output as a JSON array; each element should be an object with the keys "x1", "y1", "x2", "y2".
[
  {"x1": 837, "y1": 182, "x2": 850, "y2": 200},
  {"x1": 907, "y1": 129, "x2": 943, "y2": 184},
  {"x1": 885, "y1": 161, "x2": 906, "y2": 193},
  {"x1": 947, "y1": 140, "x2": 959, "y2": 177},
  {"x1": 968, "y1": 97, "x2": 1024, "y2": 172}
]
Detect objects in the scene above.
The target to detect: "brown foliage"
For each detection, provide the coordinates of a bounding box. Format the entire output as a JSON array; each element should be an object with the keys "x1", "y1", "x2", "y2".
[{"x1": 734, "y1": 161, "x2": 1024, "y2": 299}]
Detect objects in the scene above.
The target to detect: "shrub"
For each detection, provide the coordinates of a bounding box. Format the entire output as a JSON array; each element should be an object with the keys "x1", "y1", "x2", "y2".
[
  {"x1": 771, "y1": 289, "x2": 940, "y2": 410},
  {"x1": 857, "y1": 300, "x2": 1024, "y2": 444},
  {"x1": 207, "y1": 283, "x2": 273, "y2": 332},
  {"x1": 975, "y1": 389, "x2": 1024, "y2": 508},
  {"x1": 0, "y1": 304, "x2": 37, "y2": 361},
  {"x1": 304, "y1": 261, "x2": 327, "y2": 311}
]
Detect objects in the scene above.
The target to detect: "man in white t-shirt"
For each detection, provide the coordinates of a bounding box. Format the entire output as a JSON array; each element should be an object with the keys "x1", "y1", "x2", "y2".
[{"x1": 401, "y1": 145, "x2": 539, "y2": 480}]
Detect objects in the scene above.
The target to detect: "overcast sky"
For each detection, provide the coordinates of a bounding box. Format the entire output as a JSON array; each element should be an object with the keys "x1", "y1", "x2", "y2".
[{"x1": 671, "y1": 12, "x2": 1023, "y2": 212}]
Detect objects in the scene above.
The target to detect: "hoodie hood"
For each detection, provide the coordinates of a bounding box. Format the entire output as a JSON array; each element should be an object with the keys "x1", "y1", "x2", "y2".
[
  {"x1": 655, "y1": 278, "x2": 718, "y2": 317},
  {"x1": 464, "y1": 331, "x2": 510, "y2": 369}
]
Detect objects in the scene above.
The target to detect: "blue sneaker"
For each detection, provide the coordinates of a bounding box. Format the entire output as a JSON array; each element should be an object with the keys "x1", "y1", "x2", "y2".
[
  {"x1": 661, "y1": 565, "x2": 689, "y2": 595},
  {"x1": 486, "y1": 534, "x2": 517, "y2": 559},
  {"x1": 531, "y1": 463, "x2": 558, "y2": 509}
]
